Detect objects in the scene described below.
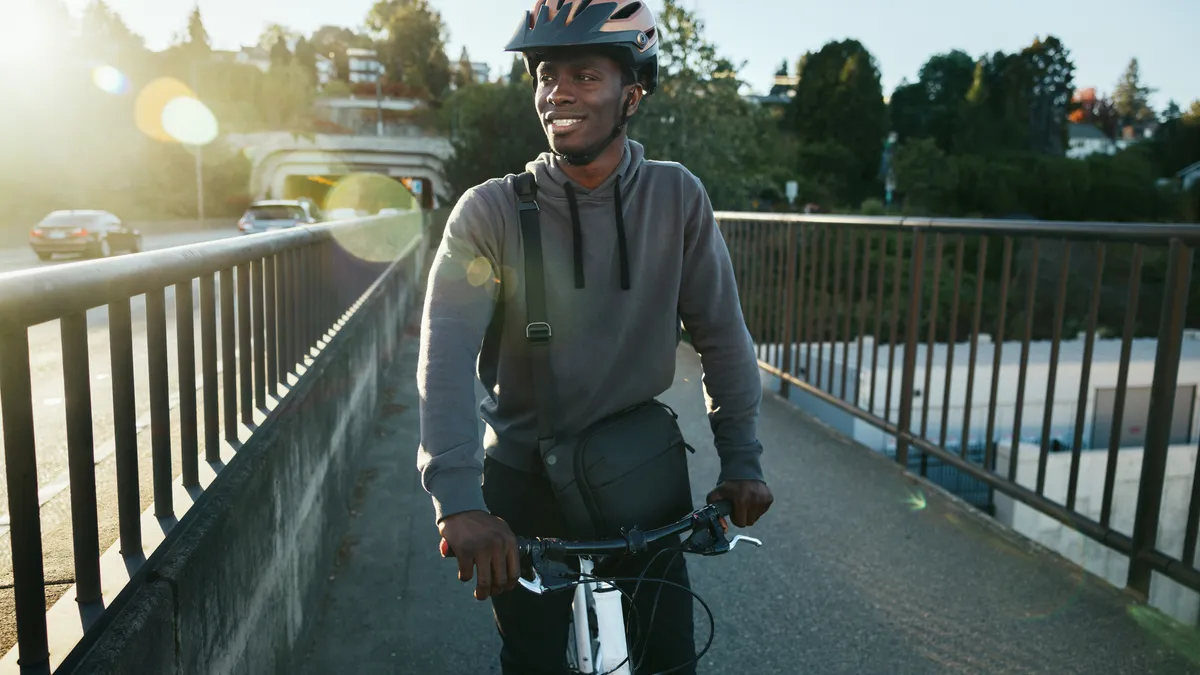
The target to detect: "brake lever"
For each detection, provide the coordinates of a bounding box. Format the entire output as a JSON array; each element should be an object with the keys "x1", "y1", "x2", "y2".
[
  {"x1": 728, "y1": 534, "x2": 763, "y2": 550},
  {"x1": 518, "y1": 548, "x2": 577, "y2": 595}
]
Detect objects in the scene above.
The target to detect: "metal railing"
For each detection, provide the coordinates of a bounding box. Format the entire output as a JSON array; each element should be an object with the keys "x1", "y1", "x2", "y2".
[
  {"x1": 715, "y1": 212, "x2": 1200, "y2": 599},
  {"x1": 0, "y1": 213, "x2": 424, "y2": 673}
]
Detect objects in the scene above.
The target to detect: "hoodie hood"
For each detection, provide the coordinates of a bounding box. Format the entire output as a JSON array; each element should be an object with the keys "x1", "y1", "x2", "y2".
[
  {"x1": 525, "y1": 138, "x2": 646, "y2": 201},
  {"x1": 521, "y1": 139, "x2": 647, "y2": 290}
]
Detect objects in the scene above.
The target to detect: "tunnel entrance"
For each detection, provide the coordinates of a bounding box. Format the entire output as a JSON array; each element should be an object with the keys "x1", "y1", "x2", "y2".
[{"x1": 283, "y1": 174, "x2": 434, "y2": 213}]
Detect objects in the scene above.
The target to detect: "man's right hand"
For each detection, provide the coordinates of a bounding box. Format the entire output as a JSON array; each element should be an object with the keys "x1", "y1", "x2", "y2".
[{"x1": 438, "y1": 510, "x2": 520, "y2": 601}]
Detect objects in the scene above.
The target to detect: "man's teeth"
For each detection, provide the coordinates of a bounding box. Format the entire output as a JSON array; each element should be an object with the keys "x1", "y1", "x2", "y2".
[{"x1": 552, "y1": 119, "x2": 581, "y2": 128}]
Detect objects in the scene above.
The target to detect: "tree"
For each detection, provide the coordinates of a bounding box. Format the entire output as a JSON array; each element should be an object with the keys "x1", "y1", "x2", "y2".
[
  {"x1": 369, "y1": 0, "x2": 452, "y2": 100},
  {"x1": 185, "y1": 7, "x2": 210, "y2": 54},
  {"x1": 508, "y1": 56, "x2": 528, "y2": 85},
  {"x1": 311, "y1": 25, "x2": 370, "y2": 81},
  {"x1": 628, "y1": 0, "x2": 785, "y2": 210},
  {"x1": 1022, "y1": 36, "x2": 1075, "y2": 156},
  {"x1": 441, "y1": 82, "x2": 546, "y2": 198},
  {"x1": 1113, "y1": 58, "x2": 1156, "y2": 127},
  {"x1": 787, "y1": 39, "x2": 887, "y2": 203},
  {"x1": 294, "y1": 37, "x2": 317, "y2": 83},
  {"x1": 270, "y1": 37, "x2": 292, "y2": 68},
  {"x1": 1070, "y1": 88, "x2": 1119, "y2": 139},
  {"x1": 454, "y1": 47, "x2": 476, "y2": 89},
  {"x1": 79, "y1": 1, "x2": 145, "y2": 64},
  {"x1": 887, "y1": 50, "x2": 976, "y2": 152},
  {"x1": 1162, "y1": 100, "x2": 1182, "y2": 123},
  {"x1": 893, "y1": 137, "x2": 957, "y2": 212}
]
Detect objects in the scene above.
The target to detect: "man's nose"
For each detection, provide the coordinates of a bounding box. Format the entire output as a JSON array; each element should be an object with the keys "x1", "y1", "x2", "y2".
[{"x1": 547, "y1": 81, "x2": 576, "y2": 106}]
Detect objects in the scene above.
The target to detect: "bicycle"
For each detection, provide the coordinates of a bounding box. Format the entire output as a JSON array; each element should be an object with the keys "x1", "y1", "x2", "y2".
[{"x1": 443, "y1": 501, "x2": 764, "y2": 675}]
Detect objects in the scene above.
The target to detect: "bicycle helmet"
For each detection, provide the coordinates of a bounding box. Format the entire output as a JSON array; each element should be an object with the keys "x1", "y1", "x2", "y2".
[
  {"x1": 505, "y1": 0, "x2": 660, "y2": 95},
  {"x1": 506, "y1": 1, "x2": 660, "y2": 165}
]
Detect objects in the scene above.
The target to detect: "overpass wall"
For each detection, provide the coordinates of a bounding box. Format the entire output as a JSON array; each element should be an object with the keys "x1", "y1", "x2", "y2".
[{"x1": 65, "y1": 250, "x2": 423, "y2": 674}]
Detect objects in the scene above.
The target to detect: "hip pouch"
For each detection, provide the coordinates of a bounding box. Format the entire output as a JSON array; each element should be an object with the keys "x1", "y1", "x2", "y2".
[{"x1": 511, "y1": 172, "x2": 694, "y2": 539}]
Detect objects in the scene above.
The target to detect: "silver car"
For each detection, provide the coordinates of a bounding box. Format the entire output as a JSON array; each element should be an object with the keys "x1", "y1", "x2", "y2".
[
  {"x1": 237, "y1": 200, "x2": 321, "y2": 234},
  {"x1": 29, "y1": 210, "x2": 143, "y2": 260}
]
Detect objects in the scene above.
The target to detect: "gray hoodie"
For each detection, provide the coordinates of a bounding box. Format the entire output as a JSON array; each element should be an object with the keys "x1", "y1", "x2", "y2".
[{"x1": 416, "y1": 139, "x2": 763, "y2": 523}]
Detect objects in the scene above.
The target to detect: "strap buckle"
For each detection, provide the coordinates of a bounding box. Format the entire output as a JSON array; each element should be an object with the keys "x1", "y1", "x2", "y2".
[
  {"x1": 518, "y1": 200, "x2": 540, "y2": 213},
  {"x1": 526, "y1": 322, "x2": 552, "y2": 342}
]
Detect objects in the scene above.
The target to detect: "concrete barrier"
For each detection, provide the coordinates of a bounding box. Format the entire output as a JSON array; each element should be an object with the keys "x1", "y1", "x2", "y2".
[{"x1": 57, "y1": 238, "x2": 423, "y2": 674}]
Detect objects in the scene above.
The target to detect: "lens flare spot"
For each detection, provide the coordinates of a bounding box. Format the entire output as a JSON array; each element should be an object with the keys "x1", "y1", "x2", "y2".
[
  {"x1": 135, "y1": 77, "x2": 196, "y2": 142},
  {"x1": 161, "y1": 96, "x2": 219, "y2": 145},
  {"x1": 466, "y1": 257, "x2": 494, "y2": 287},
  {"x1": 906, "y1": 488, "x2": 927, "y2": 512},
  {"x1": 92, "y1": 66, "x2": 128, "y2": 95},
  {"x1": 1128, "y1": 605, "x2": 1200, "y2": 665}
]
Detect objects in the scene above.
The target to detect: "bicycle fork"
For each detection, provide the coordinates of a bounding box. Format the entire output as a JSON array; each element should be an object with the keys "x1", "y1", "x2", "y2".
[{"x1": 573, "y1": 558, "x2": 631, "y2": 675}]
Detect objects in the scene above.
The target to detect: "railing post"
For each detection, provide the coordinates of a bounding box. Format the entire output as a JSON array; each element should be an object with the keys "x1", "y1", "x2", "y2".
[
  {"x1": 0, "y1": 328, "x2": 50, "y2": 673},
  {"x1": 895, "y1": 229, "x2": 926, "y2": 468},
  {"x1": 779, "y1": 223, "x2": 798, "y2": 398},
  {"x1": 1128, "y1": 238, "x2": 1193, "y2": 597}
]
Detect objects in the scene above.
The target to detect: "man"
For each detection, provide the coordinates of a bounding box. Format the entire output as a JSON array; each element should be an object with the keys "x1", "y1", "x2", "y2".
[{"x1": 416, "y1": 1, "x2": 773, "y2": 672}]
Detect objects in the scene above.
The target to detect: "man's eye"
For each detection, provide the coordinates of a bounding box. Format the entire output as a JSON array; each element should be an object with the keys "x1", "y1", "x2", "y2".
[{"x1": 540, "y1": 74, "x2": 554, "y2": 83}]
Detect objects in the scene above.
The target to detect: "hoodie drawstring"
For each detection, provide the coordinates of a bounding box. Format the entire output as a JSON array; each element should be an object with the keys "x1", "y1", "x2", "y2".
[
  {"x1": 562, "y1": 179, "x2": 631, "y2": 291},
  {"x1": 564, "y1": 182, "x2": 585, "y2": 289},
  {"x1": 614, "y1": 180, "x2": 631, "y2": 291}
]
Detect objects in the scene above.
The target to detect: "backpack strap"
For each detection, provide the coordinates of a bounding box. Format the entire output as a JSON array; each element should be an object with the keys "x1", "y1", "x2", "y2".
[{"x1": 514, "y1": 172, "x2": 557, "y2": 454}]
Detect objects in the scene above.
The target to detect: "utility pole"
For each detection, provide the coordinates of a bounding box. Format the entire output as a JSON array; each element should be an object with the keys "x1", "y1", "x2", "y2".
[
  {"x1": 376, "y1": 68, "x2": 384, "y2": 137},
  {"x1": 190, "y1": 59, "x2": 206, "y2": 221}
]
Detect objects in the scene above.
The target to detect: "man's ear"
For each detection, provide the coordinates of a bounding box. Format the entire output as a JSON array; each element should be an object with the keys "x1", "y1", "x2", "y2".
[{"x1": 624, "y1": 85, "x2": 644, "y2": 117}]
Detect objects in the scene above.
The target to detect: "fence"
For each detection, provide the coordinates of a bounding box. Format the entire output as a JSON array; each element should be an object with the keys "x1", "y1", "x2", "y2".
[
  {"x1": 714, "y1": 212, "x2": 1200, "y2": 600},
  {"x1": 0, "y1": 212, "x2": 424, "y2": 673}
]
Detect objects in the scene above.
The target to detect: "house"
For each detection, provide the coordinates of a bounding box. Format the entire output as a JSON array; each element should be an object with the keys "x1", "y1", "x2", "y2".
[
  {"x1": 1177, "y1": 161, "x2": 1200, "y2": 191},
  {"x1": 1067, "y1": 122, "x2": 1117, "y2": 159}
]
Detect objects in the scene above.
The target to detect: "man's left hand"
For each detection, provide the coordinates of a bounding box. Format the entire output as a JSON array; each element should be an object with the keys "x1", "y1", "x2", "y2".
[{"x1": 707, "y1": 480, "x2": 774, "y2": 529}]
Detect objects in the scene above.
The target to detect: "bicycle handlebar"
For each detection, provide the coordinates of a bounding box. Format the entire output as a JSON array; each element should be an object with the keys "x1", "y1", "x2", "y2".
[{"x1": 443, "y1": 501, "x2": 734, "y2": 560}]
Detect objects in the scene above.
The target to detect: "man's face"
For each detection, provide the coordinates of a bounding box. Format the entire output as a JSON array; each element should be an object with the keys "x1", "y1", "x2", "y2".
[{"x1": 535, "y1": 51, "x2": 641, "y2": 157}]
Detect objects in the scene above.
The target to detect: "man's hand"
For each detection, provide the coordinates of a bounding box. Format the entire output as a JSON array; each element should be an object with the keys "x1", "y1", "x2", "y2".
[
  {"x1": 707, "y1": 480, "x2": 774, "y2": 528},
  {"x1": 438, "y1": 510, "x2": 520, "y2": 601}
]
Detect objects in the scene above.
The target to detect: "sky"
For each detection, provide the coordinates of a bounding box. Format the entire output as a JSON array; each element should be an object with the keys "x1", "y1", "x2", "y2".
[{"x1": 60, "y1": 0, "x2": 1199, "y2": 110}]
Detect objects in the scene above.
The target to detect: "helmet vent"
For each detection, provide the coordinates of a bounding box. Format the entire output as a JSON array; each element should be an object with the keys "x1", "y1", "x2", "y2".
[
  {"x1": 574, "y1": 0, "x2": 595, "y2": 14},
  {"x1": 610, "y1": 1, "x2": 642, "y2": 21}
]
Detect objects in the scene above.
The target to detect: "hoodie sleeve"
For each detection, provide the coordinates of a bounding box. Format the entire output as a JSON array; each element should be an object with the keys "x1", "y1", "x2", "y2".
[
  {"x1": 676, "y1": 174, "x2": 766, "y2": 485},
  {"x1": 416, "y1": 186, "x2": 503, "y2": 524}
]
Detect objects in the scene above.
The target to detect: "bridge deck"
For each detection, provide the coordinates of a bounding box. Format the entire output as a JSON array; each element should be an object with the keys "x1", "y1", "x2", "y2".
[{"x1": 291, "y1": 335, "x2": 1200, "y2": 674}]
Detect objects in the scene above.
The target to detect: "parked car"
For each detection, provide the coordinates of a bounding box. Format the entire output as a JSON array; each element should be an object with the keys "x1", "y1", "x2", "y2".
[
  {"x1": 237, "y1": 200, "x2": 321, "y2": 235},
  {"x1": 28, "y1": 210, "x2": 142, "y2": 260}
]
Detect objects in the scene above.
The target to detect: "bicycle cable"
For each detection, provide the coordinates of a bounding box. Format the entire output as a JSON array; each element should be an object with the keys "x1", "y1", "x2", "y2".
[{"x1": 629, "y1": 547, "x2": 687, "y2": 673}]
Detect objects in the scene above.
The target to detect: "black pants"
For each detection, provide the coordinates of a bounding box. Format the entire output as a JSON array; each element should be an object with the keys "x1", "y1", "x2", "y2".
[{"x1": 482, "y1": 457, "x2": 697, "y2": 675}]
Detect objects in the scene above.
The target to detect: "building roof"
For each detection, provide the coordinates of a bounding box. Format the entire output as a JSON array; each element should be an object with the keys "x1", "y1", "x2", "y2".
[
  {"x1": 1068, "y1": 123, "x2": 1110, "y2": 141},
  {"x1": 1177, "y1": 161, "x2": 1200, "y2": 178}
]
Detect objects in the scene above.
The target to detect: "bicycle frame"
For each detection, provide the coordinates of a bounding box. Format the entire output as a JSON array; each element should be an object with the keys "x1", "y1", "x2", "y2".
[{"x1": 570, "y1": 557, "x2": 631, "y2": 675}]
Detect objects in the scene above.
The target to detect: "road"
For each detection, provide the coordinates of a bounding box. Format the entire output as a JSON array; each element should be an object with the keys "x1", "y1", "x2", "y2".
[{"x1": 0, "y1": 228, "x2": 237, "y2": 568}]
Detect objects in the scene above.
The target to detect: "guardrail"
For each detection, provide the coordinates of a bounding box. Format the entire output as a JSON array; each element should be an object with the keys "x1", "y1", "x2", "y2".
[
  {"x1": 714, "y1": 212, "x2": 1200, "y2": 600},
  {"x1": 0, "y1": 213, "x2": 423, "y2": 673}
]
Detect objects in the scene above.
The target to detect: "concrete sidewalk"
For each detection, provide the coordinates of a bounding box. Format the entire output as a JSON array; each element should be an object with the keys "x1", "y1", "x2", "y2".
[{"x1": 291, "y1": 336, "x2": 1200, "y2": 674}]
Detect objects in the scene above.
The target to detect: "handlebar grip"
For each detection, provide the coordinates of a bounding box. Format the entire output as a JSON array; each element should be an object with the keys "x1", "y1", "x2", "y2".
[
  {"x1": 712, "y1": 500, "x2": 734, "y2": 518},
  {"x1": 440, "y1": 538, "x2": 533, "y2": 559}
]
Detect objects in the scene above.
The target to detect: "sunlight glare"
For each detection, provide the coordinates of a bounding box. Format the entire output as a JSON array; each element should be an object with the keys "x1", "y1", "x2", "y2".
[
  {"x1": 0, "y1": 2, "x2": 52, "y2": 64},
  {"x1": 161, "y1": 97, "x2": 219, "y2": 146},
  {"x1": 92, "y1": 66, "x2": 129, "y2": 95},
  {"x1": 135, "y1": 77, "x2": 196, "y2": 142}
]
